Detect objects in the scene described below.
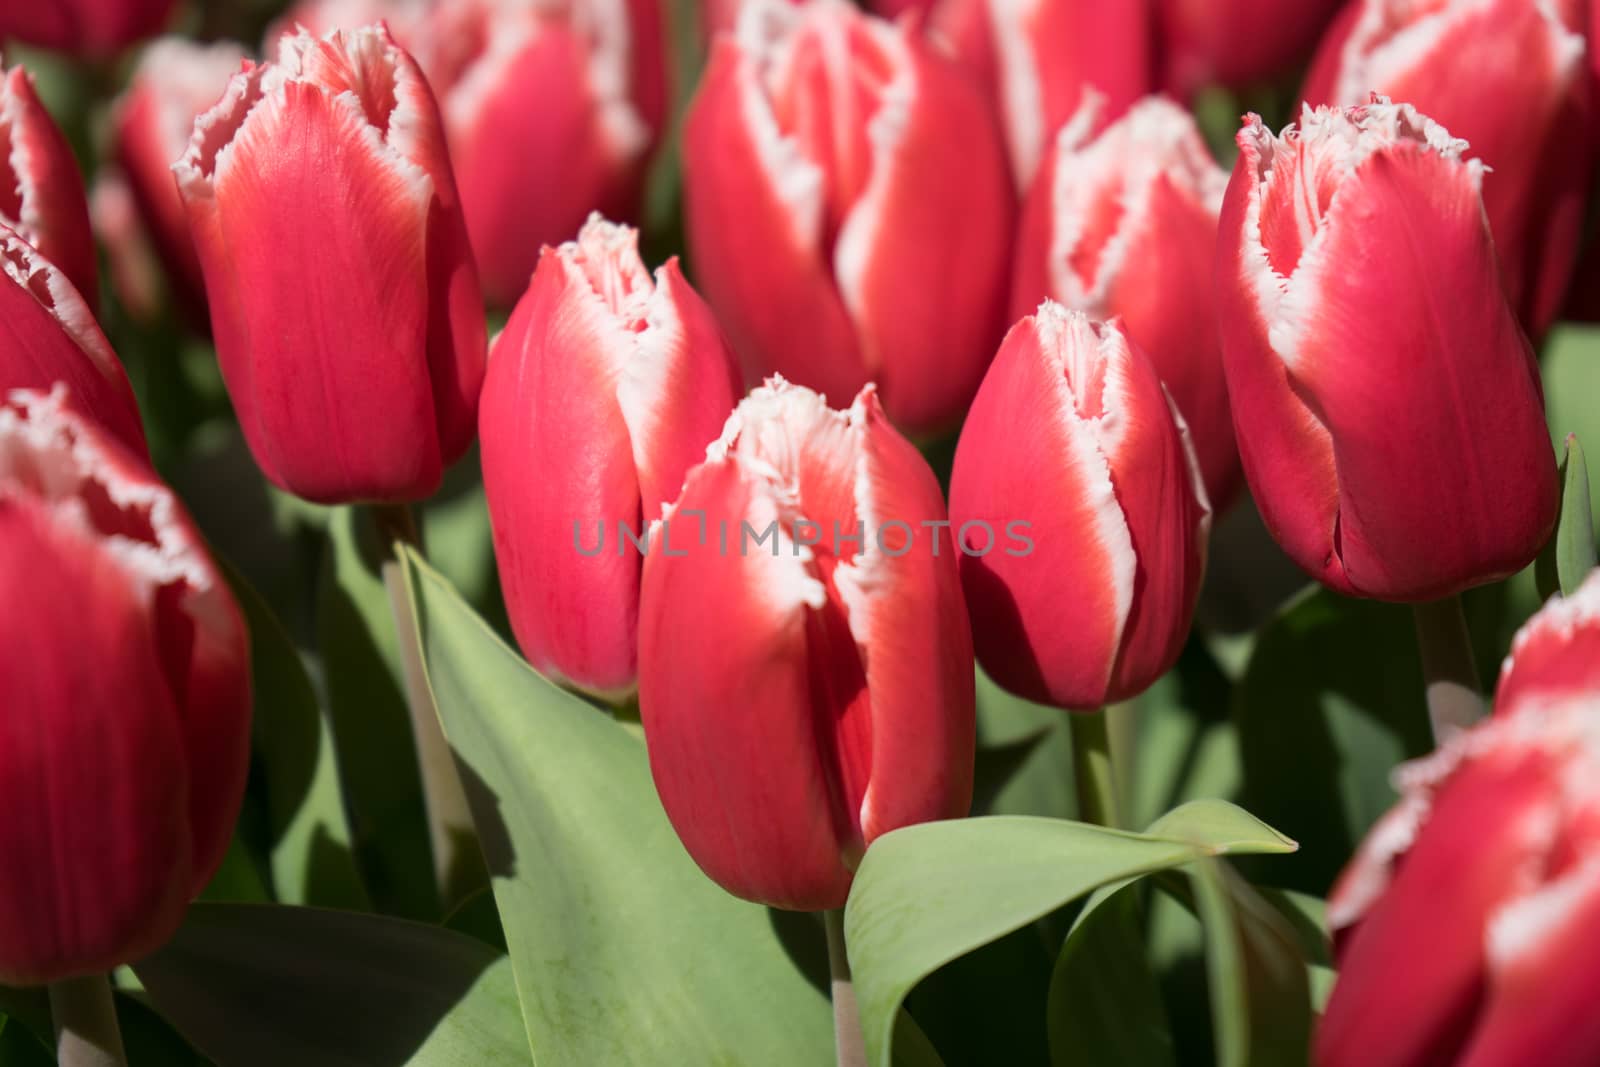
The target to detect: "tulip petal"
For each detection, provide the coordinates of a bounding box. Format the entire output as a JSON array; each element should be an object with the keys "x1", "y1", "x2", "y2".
[
  {"x1": 1, "y1": 66, "x2": 97, "y2": 309},
  {"x1": 1495, "y1": 570, "x2": 1600, "y2": 715}
]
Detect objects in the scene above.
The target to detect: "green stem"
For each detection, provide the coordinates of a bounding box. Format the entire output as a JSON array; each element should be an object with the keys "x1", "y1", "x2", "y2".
[
  {"x1": 823, "y1": 909, "x2": 867, "y2": 1067},
  {"x1": 48, "y1": 974, "x2": 126, "y2": 1067},
  {"x1": 1070, "y1": 708, "x2": 1122, "y2": 829},
  {"x1": 373, "y1": 503, "x2": 483, "y2": 911},
  {"x1": 1411, "y1": 595, "x2": 1484, "y2": 745}
]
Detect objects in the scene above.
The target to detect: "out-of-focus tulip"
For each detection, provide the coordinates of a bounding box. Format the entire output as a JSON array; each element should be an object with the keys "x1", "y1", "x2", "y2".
[
  {"x1": 1157, "y1": 0, "x2": 1343, "y2": 94},
  {"x1": 90, "y1": 173, "x2": 164, "y2": 323},
  {"x1": 480, "y1": 216, "x2": 742, "y2": 700},
  {"x1": 0, "y1": 224, "x2": 145, "y2": 455},
  {"x1": 0, "y1": 386, "x2": 250, "y2": 985},
  {"x1": 930, "y1": 0, "x2": 1153, "y2": 188},
  {"x1": 949, "y1": 305, "x2": 1209, "y2": 710},
  {"x1": 1012, "y1": 95, "x2": 1238, "y2": 508},
  {"x1": 638, "y1": 378, "x2": 975, "y2": 910},
  {"x1": 174, "y1": 24, "x2": 486, "y2": 504},
  {"x1": 266, "y1": 0, "x2": 428, "y2": 44},
  {"x1": 1215, "y1": 100, "x2": 1557, "y2": 602},
  {"x1": 684, "y1": 0, "x2": 1013, "y2": 436},
  {"x1": 0, "y1": 63, "x2": 96, "y2": 307},
  {"x1": 0, "y1": 0, "x2": 175, "y2": 54},
  {"x1": 1319, "y1": 572, "x2": 1600, "y2": 1067},
  {"x1": 1302, "y1": 0, "x2": 1592, "y2": 333},
  {"x1": 409, "y1": 0, "x2": 667, "y2": 306},
  {"x1": 110, "y1": 38, "x2": 247, "y2": 323}
]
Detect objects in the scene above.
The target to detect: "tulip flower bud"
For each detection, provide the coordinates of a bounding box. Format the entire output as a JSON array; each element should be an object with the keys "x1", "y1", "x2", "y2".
[
  {"x1": 1156, "y1": 0, "x2": 1343, "y2": 94},
  {"x1": 683, "y1": 0, "x2": 1014, "y2": 436},
  {"x1": 931, "y1": 0, "x2": 1153, "y2": 188},
  {"x1": 1302, "y1": 0, "x2": 1592, "y2": 333},
  {"x1": 1, "y1": 62, "x2": 97, "y2": 307},
  {"x1": 1215, "y1": 101, "x2": 1557, "y2": 602},
  {"x1": 481, "y1": 216, "x2": 743, "y2": 701},
  {"x1": 0, "y1": 224, "x2": 145, "y2": 455},
  {"x1": 1013, "y1": 96, "x2": 1239, "y2": 509},
  {"x1": 0, "y1": 0, "x2": 175, "y2": 54},
  {"x1": 174, "y1": 25, "x2": 487, "y2": 504},
  {"x1": 0, "y1": 387, "x2": 250, "y2": 984},
  {"x1": 1319, "y1": 574, "x2": 1600, "y2": 1067},
  {"x1": 109, "y1": 38, "x2": 247, "y2": 324},
  {"x1": 407, "y1": 0, "x2": 666, "y2": 307},
  {"x1": 638, "y1": 378, "x2": 975, "y2": 910},
  {"x1": 949, "y1": 305, "x2": 1210, "y2": 710}
]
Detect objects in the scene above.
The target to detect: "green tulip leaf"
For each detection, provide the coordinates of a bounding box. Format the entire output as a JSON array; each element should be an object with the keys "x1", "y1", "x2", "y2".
[
  {"x1": 1557, "y1": 435, "x2": 1597, "y2": 597},
  {"x1": 222, "y1": 560, "x2": 367, "y2": 909},
  {"x1": 135, "y1": 903, "x2": 526, "y2": 1066},
  {"x1": 1047, "y1": 882, "x2": 1174, "y2": 1067},
  {"x1": 1188, "y1": 860, "x2": 1312, "y2": 1067},
  {"x1": 402, "y1": 552, "x2": 835, "y2": 1066},
  {"x1": 844, "y1": 802, "x2": 1297, "y2": 1067}
]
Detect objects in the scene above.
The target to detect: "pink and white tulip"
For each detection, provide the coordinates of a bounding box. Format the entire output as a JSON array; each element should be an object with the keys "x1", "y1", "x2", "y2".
[
  {"x1": 0, "y1": 63, "x2": 96, "y2": 308},
  {"x1": 683, "y1": 0, "x2": 1013, "y2": 436},
  {"x1": 480, "y1": 216, "x2": 743, "y2": 700},
  {"x1": 931, "y1": 0, "x2": 1153, "y2": 188},
  {"x1": 949, "y1": 306, "x2": 1210, "y2": 710},
  {"x1": 639, "y1": 378, "x2": 975, "y2": 910},
  {"x1": 1320, "y1": 571, "x2": 1600, "y2": 1067},
  {"x1": 1013, "y1": 95, "x2": 1239, "y2": 509},
  {"x1": 1302, "y1": 0, "x2": 1593, "y2": 333},
  {"x1": 1215, "y1": 100, "x2": 1556, "y2": 602},
  {"x1": 174, "y1": 25, "x2": 486, "y2": 504}
]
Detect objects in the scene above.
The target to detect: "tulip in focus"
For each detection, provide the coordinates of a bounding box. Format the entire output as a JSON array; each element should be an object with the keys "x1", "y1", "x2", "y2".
[
  {"x1": 931, "y1": 0, "x2": 1153, "y2": 187},
  {"x1": 0, "y1": 224, "x2": 145, "y2": 455},
  {"x1": 174, "y1": 24, "x2": 486, "y2": 504},
  {"x1": 409, "y1": 0, "x2": 667, "y2": 306},
  {"x1": 0, "y1": 62, "x2": 97, "y2": 307},
  {"x1": 1302, "y1": 0, "x2": 1592, "y2": 333},
  {"x1": 1156, "y1": 0, "x2": 1343, "y2": 95},
  {"x1": 0, "y1": 387, "x2": 251, "y2": 984},
  {"x1": 109, "y1": 38, "x2": 248, "y2": 323},
  {"x1": 1319, "y1": 570, "x2": 1600, "y2": 1067},
  {"x1": 1215, "y1": 100, "x2": 1557, "y2": 602},
  {"x1": 1013, "y1": 95, "x2": 1239, "y2": 508},
  {"x1": 481, "y1": 215, "x2": 743, "y2": 700},
  {"x1": 0, "y1": 0, "x2": 175, "y2": 54},
  {"x1": 683, "y1": 0, "x2": 1013, "y2": 436},
  {"x1": 949, "y1": 305, "x2": 1210, "y2": 710},
  {"x1": 639, "y1": 378, "x2": 975, "y2": 910}
]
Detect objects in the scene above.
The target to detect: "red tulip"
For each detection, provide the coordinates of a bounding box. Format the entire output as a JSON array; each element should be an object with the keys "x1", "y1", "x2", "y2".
[
  {"x1": 174, "y1": 24, "x2": 486, "y2": 504},
  {"x1": 683, "y1": 0, "x2": 1013, "y2": 436},
  {"x1": 481, "y1": 216, "x2": 743, "y2": 700},
  {"x1": 931, "y1": 0, "x2": 1153, "y2": 187},
  {"x1": 1215, "y1": 100, "x2": 1557, "y2": 602},
  {"x1": 109, "y1": 38, "x2": 248, "y2": 323},
  {"x1": 1302, "y1": 0, "x2": 1593, "y2": 333},
  {"x1": 0, "y1": 387, "x2": 250, "y2": 984},
  {"x1": 639, "y1": 378, "x2": 975, "y2": 910},
  {"x1": 0, "y1": 224, "x2": 145, "y2": 455},
  {"x1": 949, "y1": 305, "x2": 1209, "y2": 710},
  {"x1": 1012, "y1": 95, "x2": 1239, "y2": 509},
  {"x1": 409, "y1": 0, "x2": 667, "y2": 306},
  {"x1": 0, "y1": 62, "x2": 97, "y2": 308},
  {"x1": 1320, "y1": 573, "x2": 1600, "y2": 1067},
  {"x1": 1156, "y1": 0, "x2": 1343, "y2": 94},
  {"x1": 0, "y1": 0, "x2": 175, "y2": 54}
]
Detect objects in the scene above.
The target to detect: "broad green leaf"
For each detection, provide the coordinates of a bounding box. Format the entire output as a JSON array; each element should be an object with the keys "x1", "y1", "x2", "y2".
[
  {"x1": 1233, "y1": 590, "x2": 1434, "y2": 892},
  {"x1": 974, "y1": 669, "x2": 1075, "y2": 819},
  {"x1": 1558, "y1": 436, "x2": 1596, "y2": 597},
  {"x1": 1047, "y1": 883, "x2": 1174, "y2": 1067},
  {"x1": 317, "y1": 508, "x2": 437, "y2": 919},
  {"x1": 844, "y1": 802, "x2": 1296, "y2": 1067},
  {"x1": 403, "y1": 553, "x2": 834, "y2": 1066},
  {"x1": 1145, "y1": 799, "x2": 1298, "y2": 855},
  {"x1": 136, "y1": 903, "x2": 525, "y2": 1067},
  {"x1": 1189, "y1": 860, "x2": 1311, "y2": 1067},
  {"x1": 223, "y1": 561, "x2": 366, "y2": 909}
]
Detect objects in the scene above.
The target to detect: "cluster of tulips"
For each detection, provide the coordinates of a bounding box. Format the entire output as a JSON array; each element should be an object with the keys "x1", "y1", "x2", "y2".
[{"x1": 5, "y1": 0, "x2": 1600, "y2": 1064}]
